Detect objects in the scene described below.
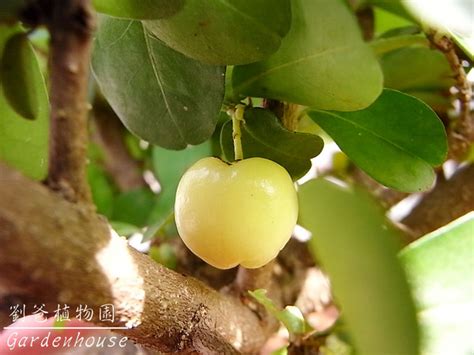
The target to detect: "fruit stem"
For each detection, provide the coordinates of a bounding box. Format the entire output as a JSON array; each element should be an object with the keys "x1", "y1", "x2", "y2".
[{"x1": 231, "y1": 104, "x2": 245, "y2": 161}]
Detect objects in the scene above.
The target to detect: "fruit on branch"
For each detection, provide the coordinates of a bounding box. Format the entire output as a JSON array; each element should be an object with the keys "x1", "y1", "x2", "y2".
[{"x1": 175, "y1": 157, "x2": 298, "y2": 269}]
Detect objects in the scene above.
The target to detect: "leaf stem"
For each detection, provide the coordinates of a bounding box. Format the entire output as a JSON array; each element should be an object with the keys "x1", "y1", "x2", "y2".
[{"x1": 231, "y1": 104, "x2": 245, "y2": 161}]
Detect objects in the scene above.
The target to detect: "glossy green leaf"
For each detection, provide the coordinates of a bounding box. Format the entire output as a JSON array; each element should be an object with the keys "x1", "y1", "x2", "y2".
[
  {"x1": 145, "y1": 142, "x2": 212, "y2": 240},
  {"x1": 298, "y1": 178, "x2": 419, "y2": 355},
  {"x1": 144, "y1": 0, "x2": 291, "y2": 65},
  {"x1": 111, "y1": 187, "x2": 156, "y2": 227},
  {"x1": 92, "y1": 0, "x2": 183, "y2": 20},
  {"x1": 92, "y1": 17, "x2": 224, "y2": 149},
  {"x1": 249, "y1": 289, "x2": 310, "y2": 336},
  {"x1": 400, "y1": 212, "x2": 474, "y2": 355},
  {"x1": 232, "y1": 0, "x2": 383, "y2": 111},
  {"x1": 1, "y1": 33, "x2": 40, "y2": 120},
  {"x1": 381, "y1": 46, "x2": 455, "y2": 111},
  {"x1": 220, "y1": 108, "x2": 323, "y2": 180},
  {"x1": 309, "y1": 89, "x2": 447, "y2": 192},
  {"x1": 0, "y1": 25, "x2": 49, "y2": 179}
]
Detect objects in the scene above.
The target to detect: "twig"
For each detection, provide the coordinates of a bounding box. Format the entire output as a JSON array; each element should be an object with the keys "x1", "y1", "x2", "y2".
[
  {"x1": 230, "y1": 105, "x2": 245, "y2": 161},
  {"x1": 92, "y1": 98, "x2": 146, "y2": 192},
  {"x1": 234, "y1": 260, "x2": 276, "y2": 294},
  {"x1": 45, "y1": 0, "x2": 95, "y2": 202},
  {"x1": 427, "y1": 31, "x2": 473, "y2": 160}
]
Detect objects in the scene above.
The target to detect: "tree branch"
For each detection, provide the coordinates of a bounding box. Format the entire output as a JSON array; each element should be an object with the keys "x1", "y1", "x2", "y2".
[
  {"x1": 92, "y1": 98, "x2": 146, "y2": 192},
  {"x1": 45, "y1": 0, "x2": 94, "y2": 202},
  {"x1": 427, "y1": 32, "x2": 473, "y2": 160},
  {"x1": 402, "y1": 163, "x2": 474, "y2": 237},
  {"x1": 0, "y1": 163, "x2": 267, "y2": 353}
]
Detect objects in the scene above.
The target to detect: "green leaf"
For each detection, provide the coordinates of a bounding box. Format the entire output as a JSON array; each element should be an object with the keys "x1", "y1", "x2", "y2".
[
  {"x1": 298, "y1": 178, "x2": 420, "y2": 355},
  {"x1": 92, "y1": 17, "x2": 224, "y2": 149},
  {"x1": 143, "y1": 210, "x2": 174, "y2": 242},
  {"x1": 249, "y1": 289, "x2": 310, "y2": 336},
  {"x1": 220, "y1": 108, "x2": 323, "y2": 180},
  {"x1": 308, "y1": 89, "x2": 447, "y2": 192},
  {"x1": 449, "y1": 30, "x2": 474, "y2": 60},
  {"x1": 0, "y1": 25, "x2": 49, "y2": 179},
  {"x1": 87, "y1": 163, "x2": 116, "y2": 218},
  {"x1": 110, "y1": 221, "x2": 141, "y2": 237},
  {"x1": 381, "y1": 46, "x2": 455, "y2": 111},
  {"x1": 149, "y1": 244, "x2": 177, "y2": 269},
  {"x1": 111, "y1": 187, "x2": 156, "y2": 227},
  {"x1": 368, "y1": 0, "x2": 413, "y2": 20},
  {"x1": 401, "y1": 0, "x2": 472, "y2": 39},
  {"x1": 232, "y1": 0, "x2": 383, "y2": 111},
  {"x1": 144, "y1": 0, "x2": 291, "y2": 65},
  {"x1": 92, "y1": 0, "x2": 183, "y2": 20},
  {"x1": 145, "y1": 142, "x2": 212, "y2": 240},
  {"x1": 369, "y1": 34, "x2": 428, "y2": 56},
  {"x1": 1, "y1": 33, "x2": 40, "y2": 119},
  {"x1": 400, "y1": 212, "x2": 474, "y2": 355},
  {"x1": 373, "y1": 7, "x2": 414, "y2": 36}
]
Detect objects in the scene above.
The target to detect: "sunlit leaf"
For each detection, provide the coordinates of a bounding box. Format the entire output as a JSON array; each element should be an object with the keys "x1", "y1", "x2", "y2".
[
  {"x1": 299, "y1": 178, "x2": 419, "y2": 355},
  {"x1": 232, "y1": 0, "x2": 383, "y2": 111},
  {"x1": 402, "y1": 0, "x2": 472, "y2": 39},
  {"x1": 400, "y1": 212, "x2": 474, "y2": 355}
]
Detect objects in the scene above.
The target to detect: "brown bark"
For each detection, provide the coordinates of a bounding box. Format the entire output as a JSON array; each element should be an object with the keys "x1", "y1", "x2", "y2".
[
  {"x1": 0, "y1": 163, "x2": 267, "y2": 353},
  {"x1": 92, "y1": 99, "x2": 146, "y2": 192},
  {"x1": 427, "y1": 32, "x2": 474, "y2": 160},
  {"x1": 402, "y1": 163, "x2": 474, "y2": 237},
  {"x1": 45, "y1": 0, "x2": 94, "y2": 202}
]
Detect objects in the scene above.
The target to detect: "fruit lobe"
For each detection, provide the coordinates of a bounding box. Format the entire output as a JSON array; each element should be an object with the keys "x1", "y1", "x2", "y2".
[{"x1": 175, "y1": 157, "x2": 298, "y2": 269}]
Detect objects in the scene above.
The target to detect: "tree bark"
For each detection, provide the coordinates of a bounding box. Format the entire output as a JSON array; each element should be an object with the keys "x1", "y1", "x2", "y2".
[
  {"x1": 0, "y1": 163, "x2": 267, "y2": 353},
  {"x1": 92, "y1": 98, "x2": 146, "y2": 192},
  {"x1": 45, "y1": 0, "x2": 94, "y2": 202},
  {"x1": 402, "y1": 163, "x2": 474, "y2": 237}
]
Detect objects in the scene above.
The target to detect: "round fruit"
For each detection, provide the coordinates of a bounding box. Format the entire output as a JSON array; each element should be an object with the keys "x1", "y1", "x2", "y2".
[{"x1": 175, "y1": 157, "x2": 298, "y2": 269}]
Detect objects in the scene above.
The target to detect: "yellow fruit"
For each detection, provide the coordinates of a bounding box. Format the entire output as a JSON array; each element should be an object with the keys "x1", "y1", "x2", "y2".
[{"x1": 175, "y1": 157, "x2": 298, "y2": 269}]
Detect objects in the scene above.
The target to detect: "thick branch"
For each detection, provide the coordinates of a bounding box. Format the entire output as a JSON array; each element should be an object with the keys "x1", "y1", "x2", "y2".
[
  {"x1": 46, "y1": 0, "x2": 94, "y2": 202},
  {"x1": 402, "y1": 163, "x2": 474, "y2": 237},
  {"x1": 92, "y1": 98, "x2": 146, "y2": 192},
  {"x1": 0, "y1": 164, "x2": 267, "y2": 353}
]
